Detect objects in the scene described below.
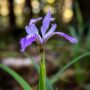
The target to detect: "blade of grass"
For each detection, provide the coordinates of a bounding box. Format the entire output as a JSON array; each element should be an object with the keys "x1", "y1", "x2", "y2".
[
  {"x1": 86, "y1": 26, "x2": 90, "y2": 49},
  {"x1": 75, "y1": 0, "x2": 84, "y2": 37},
  {"x1": 69, "y1": 26, "x2": 79, "y2": 41},
  {"x1": 51, "y1": 52, "x2": 90, "y2": 84},
  {"x1": 0, "y1": 64, "x2": 32, "y2": 90},
  {"x1": 75, "y1": 0, "x2": 83, "y2": 28},
  {"x1": 69, "y1": 26, "x2": 78, "y2": 39}
]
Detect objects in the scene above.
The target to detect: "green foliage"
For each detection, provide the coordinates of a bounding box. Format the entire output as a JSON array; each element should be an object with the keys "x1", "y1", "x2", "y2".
[
  {"x1": 0, "y1": 64, "x2": 32, "y2": 90},
  {"x1": 39, "y1": 51, "x2": 46, "y2": 90},
  {"x1": 75, "y1": 0, "x2": 83, "y2": 37},
  {"x1": 24, "y1": 53, "x2": 54, "y2": 90},
  {"x1": 86, "y1": 25, "x2": 90, "y2": 50},
  {"x1": 51, "y1": 52, "x2": 90, "y2": 84},
  {"x1": 68, "y1": 0, "x2": 90, "y2": 86},
  {"x1": 84, "y1": 84, "x2": 90, "y2": 90},
  {"x1": 45, "y1": 79, "x2": 54, "y2": 90}
]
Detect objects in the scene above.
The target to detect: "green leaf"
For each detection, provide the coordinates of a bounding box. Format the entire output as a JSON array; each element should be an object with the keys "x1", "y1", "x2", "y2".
[
  {"x1": 46, "y1": 79, "x2": 54, "y2": 90},
  {"x1": 32, "y1": 58, "x2": 54, "y2": 90},
  {"x1": 84, "y1": 84, "x2": 90, "y2": 90},
  {"x1": 51, "y1": 52, "x2": 90, "y2": 84},
  {"x1": 24, "y1": 53, "x2": 54, "y2": 90},
  {"x1": 39, "y1": 53, "x2": 46, "y2": 90},
  {"x1": 86, "y1": 26, "x2": 90, "y2": 49},
  {"x1": 33, "y1": 59, "x2": 54, "y2": 90},
  {"x1": 75, "y1": 0, "x2": 84, "y2": 37},
  {"x1": 0, "y1": 64, "x2": 32, "y2": 90},
  {"x1": 74, "y1": 61, "x2": 86, "y2": 86},
  {"x1": 75, "y1": 0, "x2": 83, "y2": 28},
  {"x1": 69, "y1": 26, "x2": 79, "y2": 41}
]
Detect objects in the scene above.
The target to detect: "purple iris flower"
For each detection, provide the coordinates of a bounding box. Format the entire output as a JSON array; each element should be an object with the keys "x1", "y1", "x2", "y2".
[{"x1": 20, "y1": 11, "x2": 78, "y2": 52}]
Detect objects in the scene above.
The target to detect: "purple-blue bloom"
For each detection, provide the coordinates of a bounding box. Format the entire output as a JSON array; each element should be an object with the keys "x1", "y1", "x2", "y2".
[{"x1": 20, "y1": 11, "x2": 78, "y2": 52}]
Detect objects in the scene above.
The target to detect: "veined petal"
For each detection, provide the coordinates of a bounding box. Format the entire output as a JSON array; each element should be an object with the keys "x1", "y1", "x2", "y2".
[
  {"x1": 41, "y1": 11, "x2": 55, "y2": 37},
  {"x1": 43, "y1": 32, "x2": 78, "y2": 44},
  {"x1": 20, "y1": 35, "x2": 36, "y2": 52},
  {"x1": 44, "y1": 24, "x2": 57, "y2": 39},
  {"x1": 25, "y1": 24, "x2": 38, "y2": 35},
  {"x1": 29, "y1": 17, "x2": 42, "y2": 25}
]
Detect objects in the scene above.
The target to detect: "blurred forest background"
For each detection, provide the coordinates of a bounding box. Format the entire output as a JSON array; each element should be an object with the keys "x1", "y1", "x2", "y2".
[{"x1": 0, "y1": 0, "x2": 90, "y2": 90}]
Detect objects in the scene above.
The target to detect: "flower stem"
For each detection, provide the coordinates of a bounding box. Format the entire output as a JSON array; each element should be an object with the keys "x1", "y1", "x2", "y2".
[{"x1": 39, "y1": 45, "x2": 46, "y2": 90}]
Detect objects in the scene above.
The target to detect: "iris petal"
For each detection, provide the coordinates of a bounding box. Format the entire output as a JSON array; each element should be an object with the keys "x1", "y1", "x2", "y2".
[
  {"x1": 43, "y1": 32, "x2": 78, "y2": 44},
  {"x1": 25, "y1": 24, "x2": 38, "y2": 35},
  {"x1": 29, "y1": 17, "x2": 42, "y2": 25},
  {"x1": 20, "y1": 35, "x2": 36, "y2": 52},
  {"x1": 54, "y1": 32, "x2": 78, "y2": 43},
  {"x1": 44, "y1": 24, "x2": 57, "y2": 39},
  {"x1": 41, "y1": 11, "x2": 55, "y2": 37},
  {"x1": 20, "y1": 11, "x2": 78, "y2": 52}
]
